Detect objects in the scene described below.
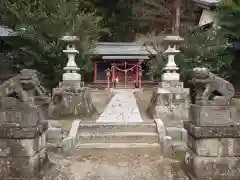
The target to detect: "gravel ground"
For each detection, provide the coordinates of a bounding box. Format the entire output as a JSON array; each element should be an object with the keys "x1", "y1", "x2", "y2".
[{"x1": 42, "y1": 150, "x2": 189, "y2": 180}]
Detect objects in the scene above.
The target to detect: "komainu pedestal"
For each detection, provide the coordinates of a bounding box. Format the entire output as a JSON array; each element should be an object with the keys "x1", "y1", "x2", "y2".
[
  {"x1": 184, "y1": 67, "x2": 240, "y2": 180},
  {"x1": 0, "y1": 97, "x2": 48, "y2": 178}
]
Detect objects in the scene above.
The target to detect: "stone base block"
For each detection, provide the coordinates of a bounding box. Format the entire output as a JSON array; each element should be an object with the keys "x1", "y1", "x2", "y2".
[
  {"x1": 0, "y1": 132, "x2": 46, "y2": 157},
  {"x1": 184, "y1": 122, "x2": 240, "y2": 138},
  {"x1": 184, "y1": 149, "x2": 240, "y2": 180},
  {"x1": 49, "y1": 87, "x2": 96, "y2": 119},
  {"x1": 187, "y1": 134, "x2": 240, "y2": 157},
  {"x1": 148, "y1": 90, "x2": 189, "y2": 125},
  {"x1": 0, "y1": 148, "x2": 48, "y2": 178},
  {"x1": 189, "y1": 103, "x2": 238, "y2": 126},
  {"x1": 159, "y1": 81, "x2": 184, "y2": 88}
]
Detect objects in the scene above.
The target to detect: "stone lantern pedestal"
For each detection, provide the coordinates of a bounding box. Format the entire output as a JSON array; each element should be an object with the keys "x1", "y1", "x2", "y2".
[
  {"x1": 148, "y1": 36, "x2": 189, "y2": 145},
  {"x1": 48, "y1": 35, "x2": 96, "y2": 119}
]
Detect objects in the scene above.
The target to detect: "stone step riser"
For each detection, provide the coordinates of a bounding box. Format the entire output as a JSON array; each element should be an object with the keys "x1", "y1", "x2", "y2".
[
  {"x1": 77, "y1": 134, "x2": 158, "y2": 143},
  {"x1": 72, "y1": 147, "x2": 161, "y2": 157},
  {"x1": 78, "y1": 125, "x2": 157, "y2": 133}
]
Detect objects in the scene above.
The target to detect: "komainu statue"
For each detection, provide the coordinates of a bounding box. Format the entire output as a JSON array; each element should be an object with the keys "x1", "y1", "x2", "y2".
[
  {"x1": 190, "y1": 67, "x2": 235, "y2": 105},
  {"x1": 0, "y1": 69, "x2": 49, "y2": 103},
  {"x1": 0, "y1": 69, "x2": 48, "y2": 178}
]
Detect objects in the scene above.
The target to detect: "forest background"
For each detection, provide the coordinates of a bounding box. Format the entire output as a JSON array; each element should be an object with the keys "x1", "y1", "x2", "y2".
[{"x1": 0, "y1": 0, "x2": 239, "y2": 88}]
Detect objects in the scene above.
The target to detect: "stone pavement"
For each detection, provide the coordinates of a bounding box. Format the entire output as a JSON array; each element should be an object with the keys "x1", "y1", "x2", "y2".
[{"x1": 96, "y1": 89, "x2": 143, "y2": 123}]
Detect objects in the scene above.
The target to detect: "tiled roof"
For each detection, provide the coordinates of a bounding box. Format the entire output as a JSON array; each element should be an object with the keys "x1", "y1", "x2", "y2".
[{"x1": 92, "y1": 42, "x2": 157, "y2": 56}]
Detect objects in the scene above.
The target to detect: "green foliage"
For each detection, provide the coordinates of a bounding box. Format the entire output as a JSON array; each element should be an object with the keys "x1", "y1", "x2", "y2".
[
  {"x1": 0, "y1": 0, "x2": 107, "y2": 88},
  {"x1": 92, "y1": 0, "x2": 140, "y2": 41},
  {"x1": 217, "y1": 0, "x2": 240, "y2": 41},
  {"x1": 177, "y1": 27, "x2": 234, "y2": 81}
]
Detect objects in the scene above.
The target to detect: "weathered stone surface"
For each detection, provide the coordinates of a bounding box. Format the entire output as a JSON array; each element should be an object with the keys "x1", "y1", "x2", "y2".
[
  {"x1": 97, "y1": 89, "x2": 143, "y2": 123},
  {"x1": 148, "y1": 90, "x2": 189, "y2": 126},
  {"x1": 0, "y1": 101, "x2": 43, "y2": 126},
  {"x1": 46, "y1": 127, "x2": 63, "y2": 141},
  {"x1": 184, "y1": 122, "x2": 240, "y2": 138},
  {"x1": 0, "y1": 121, "x2": 48, "y2": 139},
  {"x1": 189, "y1": 104, "x2": 238, "y2": 126},
  {"x1": 159, "y1": 81, "x2": 184, "y2": 88},
  {"x1": 48, "y1": 87, "x2": 96, "y2": 119},
  {"x1": 184, "y1": 149, "x2": 240, "y2": 180},
  {"x1": 0, "y1": 69, "x2": 49, "y2": 178},
  {"x1": 0, "y1": 133, "x2": 46, "y2": 157},
  {"x1": 191, "y1": 67, "x2": 235, "y2": 106},
  {"x1": 187, "y1": 134, "x2": 240, "y2": 157},
  {"x1": 0, "y1": 148, "x2": 48, "y2": 178}
]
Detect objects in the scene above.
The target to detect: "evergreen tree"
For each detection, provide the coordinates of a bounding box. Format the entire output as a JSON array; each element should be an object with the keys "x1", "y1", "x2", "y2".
[
  {"x1": 217, "y1": 0, "x2": 240, "y2": 41},
  {"x1": 177, "y1": 27, "x2": 234, "y2": 81},
  {"x1": 0, "y1": 0, "x2": 108, "y2": 88}
]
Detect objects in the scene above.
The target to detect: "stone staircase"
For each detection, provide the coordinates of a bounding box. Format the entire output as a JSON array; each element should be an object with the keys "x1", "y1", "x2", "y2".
[
  {"x1": 72, "y1": 121, "x2": 161, "y2": 156},
  {"x1": 115, "y1": 84, "x2": 134, "y2": 89}
]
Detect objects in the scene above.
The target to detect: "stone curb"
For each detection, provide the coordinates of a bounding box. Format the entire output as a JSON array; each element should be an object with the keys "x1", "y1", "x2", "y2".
[
  {"x1": 153, "y1": 118, "x2": 171, "y2": 155},
  {"x1": 154, "y1": 118, "x2": 188, "y2": 156},
  {"x1": 62, "y1": 119, "x2": 81, "y2": 152}
]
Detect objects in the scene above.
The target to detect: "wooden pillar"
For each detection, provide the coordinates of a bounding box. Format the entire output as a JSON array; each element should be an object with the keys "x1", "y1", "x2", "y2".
[{"x1": 94, "y1": 61, "x2": 97, "y2": 82}]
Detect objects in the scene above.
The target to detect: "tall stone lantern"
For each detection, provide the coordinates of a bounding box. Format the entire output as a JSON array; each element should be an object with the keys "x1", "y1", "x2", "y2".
[
  {"x1": 161, "y1": 36, "x2": 184, "y2": 83},
  {"x1": 60, "y1": 35, "x2": 82, "y2": 89},
  {"x1": 48, "y1": 35, "x2": 97, "y2": 119},
  {"x1": 148, "y1": 35, "x2": 189, "y2": 135}
]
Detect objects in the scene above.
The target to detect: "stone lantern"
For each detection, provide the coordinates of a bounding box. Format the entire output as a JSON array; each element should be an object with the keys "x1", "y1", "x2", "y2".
[
  {"x1": 161, "y1": 35, "x2": 184, "y2": 82},
  {"x1": 148, "y1": 35, "x2": 189, "y2": 128},
  {"x1": 48, "y1": 35, "x2": 97, "y2": 119},
  {"x1": 60, "y1": 35, "x2": 81, "y2": 89}
]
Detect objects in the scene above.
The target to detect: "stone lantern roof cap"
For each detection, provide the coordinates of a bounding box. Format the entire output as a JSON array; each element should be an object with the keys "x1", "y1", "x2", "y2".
[
  {"x1": 60, "y1": 35, "x2": 79, "y2": 42},
  {"x1": 163, "y1": 36, "x2": 184, "y2": 44},
  {"x1": 164, "y1": 48, "x2": 180, "y2": 55}
]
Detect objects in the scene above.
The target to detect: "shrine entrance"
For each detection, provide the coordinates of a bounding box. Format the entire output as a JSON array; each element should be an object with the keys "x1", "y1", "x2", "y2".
[{"x1": 111, "y1": 61, "x2": 142, "y2": 88}]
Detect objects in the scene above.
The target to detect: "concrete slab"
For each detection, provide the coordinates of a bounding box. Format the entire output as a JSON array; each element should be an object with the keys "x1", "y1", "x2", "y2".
[{"x1": 97, "y1": 89, "x2": 143, "y2": 123}]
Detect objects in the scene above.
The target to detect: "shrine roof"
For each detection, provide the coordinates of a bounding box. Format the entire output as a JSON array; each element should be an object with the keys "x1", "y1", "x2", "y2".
[
  {"x1": 92, "y1": 42, "x2": 157, "y2": 56},
  {"x1": 193, "y1": 0, "x2": 219, "y2": 10}
]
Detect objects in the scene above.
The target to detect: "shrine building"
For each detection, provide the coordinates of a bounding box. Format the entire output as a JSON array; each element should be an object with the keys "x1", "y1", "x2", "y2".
[{"x1": 88, "y1": 42, "x2": 158, "y2": 88}]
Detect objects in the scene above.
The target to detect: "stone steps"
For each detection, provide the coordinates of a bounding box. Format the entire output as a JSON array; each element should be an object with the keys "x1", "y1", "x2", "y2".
[
  {"x1": 73, "y1": 121, "x2": 161, "y2": 155},
  {"x1": 78, "y1": 122, "x2": 157, "y2": 133},
  {"x1": 77, "y1": 132, "x2": 158, "y2": 143},
  {"x1": 72, "y1": 142, "x2": 161, "y2": 157},
  {"x1": 76, "y1": 142, "x2": 160, "y2": 148},
  {"x1": 115, "y1": 85, "x2": 134, "y2": 89}
]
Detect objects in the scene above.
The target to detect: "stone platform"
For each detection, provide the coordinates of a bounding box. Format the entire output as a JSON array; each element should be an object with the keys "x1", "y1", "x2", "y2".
[
  {"x1": 148, "y1": 81, "x2": 189, "y2": 127},
  {"x1": 97, "y1": 89, "x2": 143, "y2": 123}
]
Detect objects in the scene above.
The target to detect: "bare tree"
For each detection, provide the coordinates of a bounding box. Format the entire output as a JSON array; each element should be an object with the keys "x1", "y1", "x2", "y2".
[{"x1": 134, "y1": 0, "x2": 198, "y2": 76}]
